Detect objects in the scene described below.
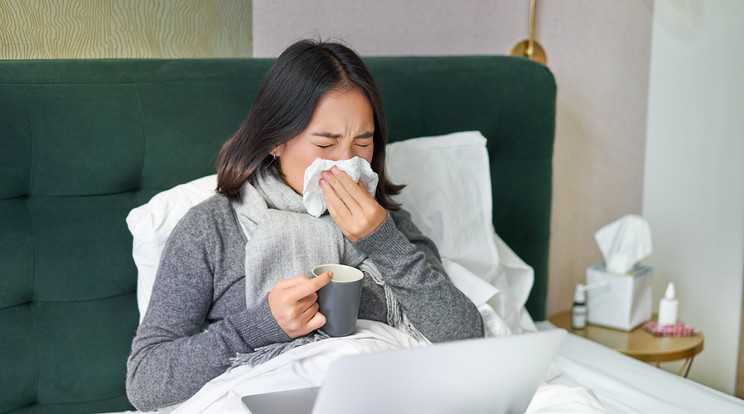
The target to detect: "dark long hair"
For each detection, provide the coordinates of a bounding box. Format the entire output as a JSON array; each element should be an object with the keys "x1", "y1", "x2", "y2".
[{"x1": 216, "y1": 39, "x2": 403, "y2": 209}]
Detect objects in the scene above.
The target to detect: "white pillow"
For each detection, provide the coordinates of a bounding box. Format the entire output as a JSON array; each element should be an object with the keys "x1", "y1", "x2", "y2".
[
  {"x1": 127, "y1": 131, "x2": 535, "y2": 332},
  {"x1": 127, "y1": 175, "x2": 218, "y2": 323},
  {"x1": 386, "y1": 131, "x2": 535, "y2": 334}
]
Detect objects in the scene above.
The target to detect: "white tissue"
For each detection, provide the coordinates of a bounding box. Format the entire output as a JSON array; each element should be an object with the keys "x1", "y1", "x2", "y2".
[
  {"x1": 302, "y1": 156, "x2": 379, "y2": 217},
  {"x1": 594, "y1": 214, "x2": 653, "y2": 274}
]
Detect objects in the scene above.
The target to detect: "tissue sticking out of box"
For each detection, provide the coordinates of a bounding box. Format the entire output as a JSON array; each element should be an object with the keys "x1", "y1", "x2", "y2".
[{"x1": 594, "y1": 214, "x2": 653, "y2": 274}]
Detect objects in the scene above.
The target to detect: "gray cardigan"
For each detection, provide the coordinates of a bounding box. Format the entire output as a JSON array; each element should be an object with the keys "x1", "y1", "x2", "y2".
[{"x1": 126, "y1": 195, "x2": 483, "y2": 411}]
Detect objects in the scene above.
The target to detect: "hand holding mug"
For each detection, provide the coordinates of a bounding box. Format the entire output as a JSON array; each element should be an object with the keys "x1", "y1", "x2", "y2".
[{"x1": 267, "y1": 272, "x2": 332, "y2": 338}]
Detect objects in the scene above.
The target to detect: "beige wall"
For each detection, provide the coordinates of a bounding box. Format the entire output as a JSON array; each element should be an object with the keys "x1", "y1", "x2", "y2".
[
  {"x1": 252, "y1": 0, "x2": 522, "y2": 57},
  {"x1": 539, "y1": 2, "x2": 654, "y2": 316},
  {"x1": 253, "y1": 0, "x2": 653, "y2": 319},
  {"x1": 0, "y1": 0, "x2": 252, "y2": 59}
]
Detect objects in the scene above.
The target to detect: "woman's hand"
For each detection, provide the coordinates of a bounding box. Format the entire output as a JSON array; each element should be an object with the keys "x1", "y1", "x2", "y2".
[
  {"x1": 267, "y1": 271, "x2": 332, "y2": 338},
  {"x1": 320, "y1": 166, "x2": 387, "y2": 242}
]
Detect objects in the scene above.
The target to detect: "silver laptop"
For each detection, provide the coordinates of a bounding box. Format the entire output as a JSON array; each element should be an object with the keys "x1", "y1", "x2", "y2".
[{"x1": 241, "y1": 329, "x2": 566, "y2": 414}]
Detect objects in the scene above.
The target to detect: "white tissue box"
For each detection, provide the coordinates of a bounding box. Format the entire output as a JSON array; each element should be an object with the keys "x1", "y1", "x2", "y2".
[{"x1": 585, "y1": 263, "x2": 653, "y2": 331}]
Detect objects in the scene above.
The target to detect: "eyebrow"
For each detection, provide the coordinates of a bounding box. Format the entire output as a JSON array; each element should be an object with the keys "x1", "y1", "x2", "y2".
[{"x1": 312, "y1": 131, "x2": 374, "y2": 139}]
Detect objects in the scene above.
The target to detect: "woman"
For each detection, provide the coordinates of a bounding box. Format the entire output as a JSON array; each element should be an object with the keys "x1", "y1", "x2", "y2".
[{"x1": 126, "y1": 39, "x2": 483, "y2": 411}]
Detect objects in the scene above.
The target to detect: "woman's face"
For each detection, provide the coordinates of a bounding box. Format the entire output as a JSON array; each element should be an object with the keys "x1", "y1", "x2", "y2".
[{"x1": 274, "y1": 88, "x2": 375, "y2": 195}]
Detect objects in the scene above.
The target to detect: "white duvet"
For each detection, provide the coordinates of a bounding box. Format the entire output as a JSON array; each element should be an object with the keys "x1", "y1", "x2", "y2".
[
  {"x1": 537, "y1": 322, "x2": 744, "y2": 414},
  {"x1": 134, "y1": 319, "x2": 606, "y2": 414}
]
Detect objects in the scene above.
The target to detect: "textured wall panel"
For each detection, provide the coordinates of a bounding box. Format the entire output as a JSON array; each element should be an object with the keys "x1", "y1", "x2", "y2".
[{"x1": 0, "y1": 0, "x2": 252, "y2": 59}]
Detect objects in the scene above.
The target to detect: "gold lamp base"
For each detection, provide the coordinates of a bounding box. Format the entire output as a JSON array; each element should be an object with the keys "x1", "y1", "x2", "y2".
[{"x1": 510, "y1": 39, "x2": 547, "y2": 65}]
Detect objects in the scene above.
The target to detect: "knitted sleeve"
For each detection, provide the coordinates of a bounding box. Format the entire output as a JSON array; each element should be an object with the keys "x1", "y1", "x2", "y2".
[
  {"x1": 352, "y1": 208, "x2": 485, "y2": 342},
  {"x1": 125, "y1": 199, "x2": 289, "y2": 411}
]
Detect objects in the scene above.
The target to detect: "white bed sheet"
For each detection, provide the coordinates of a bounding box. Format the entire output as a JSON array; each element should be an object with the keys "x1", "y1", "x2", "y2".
[
  {"x1": 108, "y1": 319, "x2": 607, "y2": 414},
  {"x1": 536, "y1": 321, "x2": 744, "y2": 414}
]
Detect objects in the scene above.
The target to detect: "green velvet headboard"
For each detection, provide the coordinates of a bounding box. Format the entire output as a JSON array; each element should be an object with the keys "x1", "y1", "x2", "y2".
[{"x1": 0, "y1": 56, "x2": 555, "y2": 413}]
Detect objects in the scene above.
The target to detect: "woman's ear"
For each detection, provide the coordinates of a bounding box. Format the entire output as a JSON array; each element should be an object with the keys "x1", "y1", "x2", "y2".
[{"x1": 270, "y1": 144, "x2": 285, "y2": 158}]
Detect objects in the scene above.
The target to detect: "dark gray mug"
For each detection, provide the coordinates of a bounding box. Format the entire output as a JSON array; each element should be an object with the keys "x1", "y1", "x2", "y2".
[{"x1": 312, "y1": 264, "x2": 364, "y2": 337}]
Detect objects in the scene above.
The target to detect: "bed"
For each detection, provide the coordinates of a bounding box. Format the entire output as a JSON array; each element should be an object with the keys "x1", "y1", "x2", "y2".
[{"x1": 1, "y1": 56, "x2": 742, "y2": 414}]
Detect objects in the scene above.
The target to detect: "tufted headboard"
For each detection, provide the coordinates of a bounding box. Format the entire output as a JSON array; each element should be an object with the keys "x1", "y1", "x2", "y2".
[{"x1": 0, "y1": 56, "x2": 555, "y2": 413}]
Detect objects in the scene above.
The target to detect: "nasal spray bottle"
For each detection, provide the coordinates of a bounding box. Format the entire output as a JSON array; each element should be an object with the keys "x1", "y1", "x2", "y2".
[
  {"x1": 657, "y1": 282, "x2": 678, "y2": 327},
  {"x1": 571, "y1": 284, "x2": 587, "y2": 329}
]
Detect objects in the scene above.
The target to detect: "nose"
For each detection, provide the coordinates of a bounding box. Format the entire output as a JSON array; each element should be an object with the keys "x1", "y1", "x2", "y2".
[{"x1": 334, "y1": 142, "x2": 356, "y2": 161}]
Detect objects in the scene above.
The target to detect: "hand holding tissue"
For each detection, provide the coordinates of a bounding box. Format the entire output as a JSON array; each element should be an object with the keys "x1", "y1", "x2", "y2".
[
  {"x1": 586, "y1": 215, "x2": 654, "y2": 331},
  {"x1": 303, "y1": 157, "x2": 379, "y2": 217}
]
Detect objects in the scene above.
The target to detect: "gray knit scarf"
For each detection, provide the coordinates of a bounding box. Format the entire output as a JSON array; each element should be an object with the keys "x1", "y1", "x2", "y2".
[{"x1": 230, "y1": 166, "x2": 424, "y2": 367}]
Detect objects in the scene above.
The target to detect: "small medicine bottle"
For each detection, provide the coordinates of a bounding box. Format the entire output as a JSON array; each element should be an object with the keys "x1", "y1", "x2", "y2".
[
  {"x1": 571, "y1": 284, "x2": 587, "y2": 330},
  {"x1": 657, "y1": 282, "x2": 678, "y2": 327}
]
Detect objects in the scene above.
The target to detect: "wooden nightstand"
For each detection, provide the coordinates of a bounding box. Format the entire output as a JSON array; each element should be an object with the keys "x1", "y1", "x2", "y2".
[{"x1": 549, "y1": 310, "x2": 704, "y2": 377}]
